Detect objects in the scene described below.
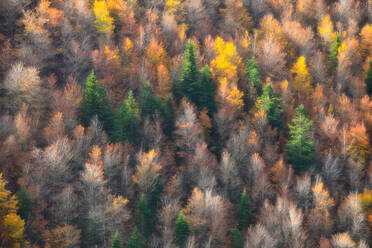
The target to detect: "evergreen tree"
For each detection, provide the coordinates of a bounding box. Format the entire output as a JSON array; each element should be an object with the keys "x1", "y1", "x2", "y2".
[
  {"x1": 245, "y1": 56, "x2": 262, "y2": 95},
  {"x1": 328, "y1": 33, "x2": 340, "y2": 74},
  {"x1": 198, "y1": 65, "x2": 216, "y2": 115},
  {"x1": 111, "y1": 231, "x2": 122, "y2": 248},
  {"x1": 237, "y1": 189, "x2": 252, "y2": 230},
  {"x1": 139, "y1": 81, "x2": 161, "y2": 118},
  {"x1": 126, "y1": 227, "x2": 146, "y2": 248},
  {"x1": 148, "y1": 178, "x2": 163, "y2": 212},
  {"x1": 161, "y1": 95, "x2": 175, "y2": 137},
  {"x1": 256, "y1": 83, "x2": 284, "y2": 129},
  {"x1": 231, "y1": 226, "x2": 243, "y2": 248},
  {"x1": 135, "y1": 193, "x2": 153, "y2": 236},
  {"x1": 285, "y1": 104, "x2": 316, "y2": 173},
  {"x1": 80, "y1": 70, "x2": 114, "y2": 133},
  {"x1": 16, "y1": 185, "x2": 32, "y2": 221},
  {"x1": 173, "y1": 41, "x2": 199, "y2": 103},
  {"x1": 365, "y1": 58, "x2": 372, "y2": 95},
  {"x1": 174, "y1": 210, "x2": 190, "y2": 247},
  {"x1": 113, "y1": 91, "x2": 140, "y2": 144}
]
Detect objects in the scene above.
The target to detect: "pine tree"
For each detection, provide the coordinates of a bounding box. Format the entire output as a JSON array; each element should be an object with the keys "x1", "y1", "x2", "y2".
[
  {"x1": 245, "y1": 56, "x2": 262, "y2": 95},
  {"x1": 139, "y1": 81, "x2": 161, "y2": 118},
  {"x1": 365, "y1": 58, "x2": 372, "y2": 95},
  {"x1": 16, "y1": 185, "x2": 32, "y2": 221},
  {"x1": 198, "y1": 65, "x2": 216, "y2": 115},
  {"x1": 237, "y1": 189, "x2": 252, "y2": 230},
  {"x1": 256, "y1": 83, "x2": 283, "y2": 129},
  {"x1": 135, "y1": 193, "x2": 153, "y2": 236},
  {"x1": 231, "y1": 226, "x2": 243, "y2": 248},
  {"x1": 126, "y1": 226, "x2": 146, "y2": 248},
  {"x1": 113, "y1": 91, "x2": 140, "y2": 144},
  {"x1": 148, "y1": 178, "x2": 163, "y2": 212},
  {"x1": 173, "y1": 41, "x2": 199, "y2": 103},
  {"x1": 285, "y1": 104, "x2": 315, "y2": 173},
  {"x1": 111, "y1": 231, "x2": 121, "y2": 248},
  {"x1": 80, "y1": 70, "x2": 114, "y2": 134},
  {"x1": 328, "y1": 33, "x2": 340, "y2": 74},
  {"x1": 174, "y1": 210, "x2": 190, "y2": 247}
]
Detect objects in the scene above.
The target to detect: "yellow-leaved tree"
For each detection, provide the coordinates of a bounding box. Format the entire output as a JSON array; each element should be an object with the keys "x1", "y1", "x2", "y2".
[
  {"x1": 318, "y1": 15, "x2": 337, "y2": 45},
  {"x1": 291, "y1": 56, "x2": 312, "y2": 95},
  {"x1": 0, "y1": 173, "x2": 25, "y2": 247},
  {"x1": 93, "y1": 0, "x2": 115, "y2": 35},
  {"x1": 211, "y1": 37, "x2": 244, "y2": 111}
]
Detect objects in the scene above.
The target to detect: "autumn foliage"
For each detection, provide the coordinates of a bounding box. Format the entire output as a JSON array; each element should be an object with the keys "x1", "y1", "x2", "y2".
[{"x1": 0, "y1": 0, "x2": 372, "y2": 247}]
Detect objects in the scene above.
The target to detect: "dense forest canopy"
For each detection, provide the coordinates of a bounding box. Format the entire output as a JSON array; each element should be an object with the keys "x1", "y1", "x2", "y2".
[{"x1": 0, "y1": 0, "x2": 372, "y2": 247}]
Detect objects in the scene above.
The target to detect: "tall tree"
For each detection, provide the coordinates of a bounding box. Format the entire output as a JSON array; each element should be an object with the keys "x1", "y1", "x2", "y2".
[
  {"x1": 0, "y1": 173, "x2": 25, "y2": 247},
  {"x1": 113, "y1": 91, "x2": 140, "y2": 144},
  {"x1": 328, "y1": 33, "x2": 340, "y2": 74},
  {"x1": 231, "y1": 226, "x2": 243, "y2": 248},
  {"x1": 173, "y1": 40, "x2": 199, "y2": 103},
  {"x1": 174, "y1": 210, "x2": 190, "y2": 247},
  {"x1": 16, "y1": 185, "x2": 32, "y2": 221},
  {"x1": 365, "y1": 58, "x2": 372, "y2": 95},
  {"x1": 135, "y1": 194, "x2": 153, "y2": 236},
  {"x1": 126, "y1": 226, "x2": 146, "y2": 248},
  {"x1": 285, "y1": 104, "x2": 315, "y2": 172},
  {"x1": 161, "y1": 95, "x2": 175, "y2": 137},
  {"x1": 237, "y1": 189, "x2": 252, "y2": 230},
  {"x1": 139, "y1": 81, "x2": 161, "y2": 118},
  {"x1": 198, "y1": 65, "x2": 216, "y2": 115},
  {"x1": 245, "y1": 56, "x2": 262, "y2": 95},
  {"x1": 80, "y1": 70, "x2": 114, "y2": 134},
  {"x1": 256, "y1": 83, "x2": 284, "y2": 129},
  {"x1": 111, "y1": 231, "x2": 121, "y2": 248}
]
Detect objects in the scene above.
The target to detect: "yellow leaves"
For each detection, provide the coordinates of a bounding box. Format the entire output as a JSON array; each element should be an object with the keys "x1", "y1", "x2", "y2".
[
  {"x1": 360, "y1": 24, "x2": 372, "y2": 56},
  {"x1": 93, "y1": 0, "x2": 115, "y2": 35},
  {"x1": 291, "y1": 56, "x2": 312, "y2": 95},
  {"x1": 165, "y1": 0, "x2": 182, "y2": 14},
  {"x1": 359, "y1": 189, "x2": 372, "y2": 231},
  {"x1": 3, "y1": 213, "x2": 25, "y2": 241},
  {"x1": 211, "y1": 36, "x2": 242, "y2": 82},
  {"x1": 347, "y1": 123, "x2": 371, "y2": 165},
  {"x1": 337, "y1": 41, "x2": 348, "y2": 57},
  {"x1": 226, "y1": 86, "x2": 244, "y2": 110},
  {"x1": 0, "y1": 174, "x2": 18, "y2": 214},
  {"x1": 312, "y1": 181, "x2": 334, "y2": 210},
  {"x1": 0, "y1": 174, "x2": 25, "y2": 246},
  {"x1": 123, "y1": 37, "x2": 133, "y2": 52},
  {"x1": 359, "y1": 188, "x2": 372, "y2": 212},
  {"x1": 132, "y1": 149, "x2": 162, "y2": 192},
  {"x1": 240, "y1": 30, "x2": 251, "y2": 50},
  {"x1": 318, "y1": 15, "x2": 336, "y2": 44},
  {"x1": 146, "y1": 38, "x2": 167, "y2": 66}
]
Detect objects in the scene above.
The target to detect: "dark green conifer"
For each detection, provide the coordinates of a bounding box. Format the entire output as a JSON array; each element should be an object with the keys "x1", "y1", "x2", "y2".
[
  {"x1": 126, "y1": 227, "x2": 146, "y2": 248},
  {"x1": 231, "y1": 226, "x2": 243, "y2": 248},
  {"x1": 113, "y1": 91, "x2": 140, "y2": 144},
  {"x1": 237, "y1": 189, "x2": 252, "y2": 230},
  {"x1": 245, "y1": 56, "x2": 262, "y2": 95},
  {"x1": 285, "y1": 104, "x2": 316, "y2": 173},
  {"x1": 80, "y1": 70, "x2": 114, "y2": 133},
  {"x1": 174, "y1": 210, "x2": 190, "y2": 247},
  {"x1": 135, "y1": 193, "x2": 153, "y2": 236},
  {"x1": 111, "y1": 231, "x2": 121, "y2": 248},
  {"x1": 198, "y1": 65, "x2": 216, "y2": 115},
  {"x1": 365, "y1": 58, "x2": 372, "y2": 95},
  {"x1": 173, "y1": 41, "x2": 199, "y2": 103}
]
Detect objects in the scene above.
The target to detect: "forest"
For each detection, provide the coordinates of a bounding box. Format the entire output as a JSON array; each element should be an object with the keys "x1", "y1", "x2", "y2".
[{"x1": 0, "y1": 0, "x2": 372, "y2": 247}]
